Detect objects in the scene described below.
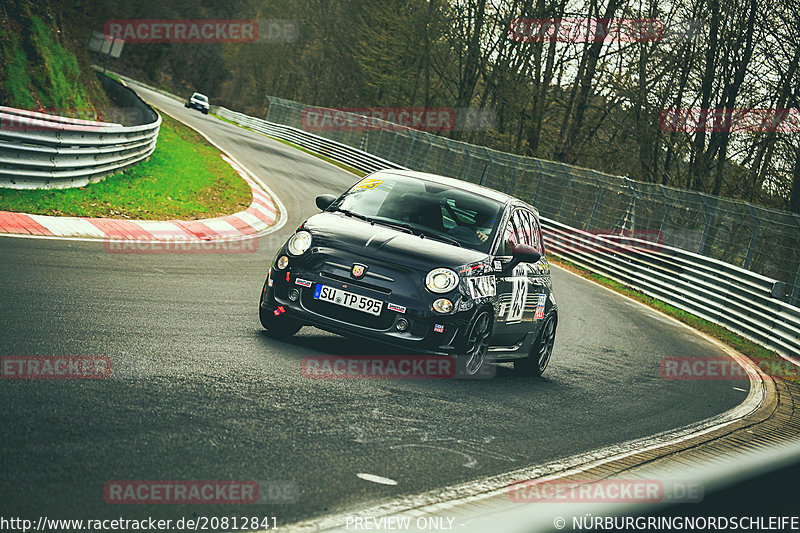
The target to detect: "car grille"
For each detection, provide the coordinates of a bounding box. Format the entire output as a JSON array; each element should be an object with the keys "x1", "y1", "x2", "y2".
[{"x1": 319, "y1": 271, "x2": 392, "y2": 295}]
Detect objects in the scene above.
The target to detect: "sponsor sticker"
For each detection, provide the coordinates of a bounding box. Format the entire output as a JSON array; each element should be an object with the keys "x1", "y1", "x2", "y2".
[
  {"x1": 295, "y1": 278, "x2": 312, "y2": 288},
  {"x1": 433, "y1": 324, "x2": 445, "y2": 333},
  {"x1": 534, "y1": 294, "x2": 547, "y2": 320},
  {"x1": 467, "y1": 276, "x2": 497, "y2": 299},
  {"x1": 387, "y1": 303, "x2": 407, "y2": 314},
  {"x1": 356, "y1": 179, "x2": 383, "y2": 189}
]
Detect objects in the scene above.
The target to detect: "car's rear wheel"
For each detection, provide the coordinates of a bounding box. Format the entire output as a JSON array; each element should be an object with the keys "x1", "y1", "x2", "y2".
[
  {"x1": 459, "y1": 309, "x2": 492, "y2": 376},
  {"x1": 259, "y1": 305, "x2": 302, "y2": 338},
  {"x1": 515, "y1": 315, "x2": 556, "y2": 376}
]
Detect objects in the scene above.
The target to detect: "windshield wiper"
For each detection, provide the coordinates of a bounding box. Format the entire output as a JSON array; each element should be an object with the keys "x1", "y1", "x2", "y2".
[
  {"x1": 369, "y1": 219, "x2": 415, "y2": 235},
  {"x1": 372, "y1": 217, "x2": 461, "y2": 246},
  {"x1": 416, "y1": 229, "x2": 462, "y2": 247},
  {"x1": 334, "y1": 208, "x2": 374, "y2": 224}
]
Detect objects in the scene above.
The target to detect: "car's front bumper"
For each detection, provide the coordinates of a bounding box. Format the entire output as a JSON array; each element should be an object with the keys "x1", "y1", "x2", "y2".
[{"x1": 260, "y1": 268, "x2": 472, "y2": 356}]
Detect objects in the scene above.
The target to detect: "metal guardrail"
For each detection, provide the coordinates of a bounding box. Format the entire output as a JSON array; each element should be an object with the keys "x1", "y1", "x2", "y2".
[
  {"x1": 212, "y1": 107, "x2": 401, "y2": 174},
  {"x1": 209, "y1": 103, "x2": 800, "y2": 361},
  {"x1": 542, "y1": 221, "x2": 800, "y2": 359},
  {"x1": 0, "y1": 74, "x2": 161, "y2": 190}
]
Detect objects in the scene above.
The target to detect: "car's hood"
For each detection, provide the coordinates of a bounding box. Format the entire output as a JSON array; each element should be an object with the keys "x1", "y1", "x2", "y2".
[{"x1": 303, "y1": 212, "x2": 488, "y2": 270}]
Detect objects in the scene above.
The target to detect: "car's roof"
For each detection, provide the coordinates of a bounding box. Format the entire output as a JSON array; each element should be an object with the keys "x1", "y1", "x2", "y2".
[
  {"x1": 373, "y1": 169, "x2": 535, "y2": 211},
  {"x1": 192, "y1": 92, "x2": 208, "y2": 98}
]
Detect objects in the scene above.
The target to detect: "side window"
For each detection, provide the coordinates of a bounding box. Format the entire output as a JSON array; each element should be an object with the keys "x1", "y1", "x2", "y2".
[
  {"x1": 528, "y1": 212, "x2": 544, "y2": 253},
  {"x1": 500, "y1": 209, "x2": 532, "y2": 255},
  {"x1": 514, "y1": 210, "x2": 533, "y2": 247}
]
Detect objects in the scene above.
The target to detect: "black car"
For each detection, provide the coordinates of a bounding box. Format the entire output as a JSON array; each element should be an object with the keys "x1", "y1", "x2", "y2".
[{"x1": 259, "y1": 170, "x2": 557, "y2": 377}]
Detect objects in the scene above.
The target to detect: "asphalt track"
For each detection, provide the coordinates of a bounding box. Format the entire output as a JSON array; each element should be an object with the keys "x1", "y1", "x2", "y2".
[{"x1": 0, "y1": 85, "x2": 750, "y2": 528}]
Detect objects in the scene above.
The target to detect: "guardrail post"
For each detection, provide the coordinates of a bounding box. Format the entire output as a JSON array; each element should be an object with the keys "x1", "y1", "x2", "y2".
[
  {"x1": 557, "y1": 172, "x2": 575, "y2": 222},
  {"x1": 532, "y1": 160, "x2": 545, "y2": 205},
  {"x1": 404, "y1": 135, "x2": 417, "y2": 168},
  {"x1": 440, "y1": 139, "x2": 454, "y2": 175},
  {"x1": 620, "y1": 177, "x2": 639, "y2": 232},
  {"x1": 743, "y1": 204, "x2": 761, "y2": 270},
  {"x1": 791, "y1": 214, "x2": 800, "y2": 306},
  {"x1": 658, "y1": 184, "x2": 672, "y2": 236},
  {"x1": 462, "y1": 147, "x2": 473, "y2": 181},
  {"x1": 588, "y1": 177, "x2": 605, "y2": 231},
  {"x1": 418, "y1": 138, "x2": 433, "y2": 172},
  {"x1": 482, "y1": 148, "x2": 494, "y2": 187},
  {"x1": 791, "y1": 264, "x2": 800, "y2": 307},
  {"x1": 698, "y1": 194, "x2": 717, "y2": 255},
  {"x1": 388, "y1": 129, "x2": 400, "y2": 161}
]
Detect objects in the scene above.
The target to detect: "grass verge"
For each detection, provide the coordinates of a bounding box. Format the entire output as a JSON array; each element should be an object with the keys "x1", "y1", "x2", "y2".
[
  {"x1": 550, "y1": 255, "x2": 798, "y2": 383},
  {"x1": 0, "y1": 111, "x2": 251, "y2": 220}
]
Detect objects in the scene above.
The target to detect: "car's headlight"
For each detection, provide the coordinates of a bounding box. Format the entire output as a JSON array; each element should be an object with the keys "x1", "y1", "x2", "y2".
[
  {"x1": 425, "y1": 268, "x2": 459, "y2": 293},
  {"x1": 287, "y1": 231, "x2": 312, "y2": 255}
]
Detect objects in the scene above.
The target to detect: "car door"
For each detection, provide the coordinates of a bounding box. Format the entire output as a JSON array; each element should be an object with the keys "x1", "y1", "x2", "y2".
[{"x1": 490, "y1": 207, "x2": 538, "y2": 346}]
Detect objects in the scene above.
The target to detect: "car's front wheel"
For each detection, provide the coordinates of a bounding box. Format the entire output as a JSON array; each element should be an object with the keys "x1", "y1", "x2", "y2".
[
  {"x1": 457, "y1": 309, "x2": 492, "y2": 377},
  {"x1": 515, "y1": 314, "x2": 556, "y2": 376},
  {"x1": 259, "y1": 304, "x2": 302, "y2": 338}
]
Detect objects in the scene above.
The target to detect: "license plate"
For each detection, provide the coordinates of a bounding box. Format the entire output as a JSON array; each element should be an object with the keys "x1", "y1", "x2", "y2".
[{"x1": 313, "y1": 284, "x2": 383, "y2": 316}]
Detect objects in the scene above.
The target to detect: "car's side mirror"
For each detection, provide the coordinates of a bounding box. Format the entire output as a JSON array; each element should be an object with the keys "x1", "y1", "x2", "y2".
[
  {"x1": 504, "y1": 243, "x2": 542, "y2": 272},
  {"x1": 315, "y1": 194, "x2": 337, "y2": 211}
]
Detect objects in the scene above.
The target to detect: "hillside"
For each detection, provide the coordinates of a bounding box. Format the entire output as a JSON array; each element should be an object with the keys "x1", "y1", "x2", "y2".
[{"x1": 0, "y1": 0, "x2": 110, "y2": 119}]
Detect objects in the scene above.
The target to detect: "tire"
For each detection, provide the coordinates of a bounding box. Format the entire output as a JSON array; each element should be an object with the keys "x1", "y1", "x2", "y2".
[
  {"x1": 259, "y1": 304, "x2": 302, "y2": 338},
  {"x1": 202, "y1": 109, "x2": 208, "y2": 115},
  {"x1": 515, "y1": 314, "x2": 556, "y2": 376},
  {"x1": 456, "y1": 309, "x2": 493, "y2": 378}
]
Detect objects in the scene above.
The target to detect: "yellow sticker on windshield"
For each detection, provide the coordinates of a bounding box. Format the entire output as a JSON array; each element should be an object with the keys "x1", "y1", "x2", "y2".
[{"x1": 356, "y1": 179, "x2": 383, "y2": 189}]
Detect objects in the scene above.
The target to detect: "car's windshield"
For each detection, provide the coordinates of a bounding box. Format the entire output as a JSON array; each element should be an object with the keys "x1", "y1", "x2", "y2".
[
  {"x1": 331, "y1": 174, "x2": 504, "y2": 253},
  {"x1": 193, "y1": 93, "x2": 208, "y2": 102}
]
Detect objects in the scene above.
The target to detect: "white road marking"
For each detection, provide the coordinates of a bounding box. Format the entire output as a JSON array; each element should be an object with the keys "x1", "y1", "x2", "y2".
[
  {"x1": 135, "y1": 221, "x2": 193, "y2": 240},
  {"x1": 202, "y1": 219, "x2": 243, "y2": 237},
  {"x1": 356, "y1": 473, "x2": 398, "y2": 486},
  {"x1": 733, "y1": 387, "x2": 748, "y2": 392},
  {"x1": 229, "y1": 210, "x2": 266, "y2": 230},
  {"x1": 28, "y1": 215, "x2": 107, "y2": 238}
]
